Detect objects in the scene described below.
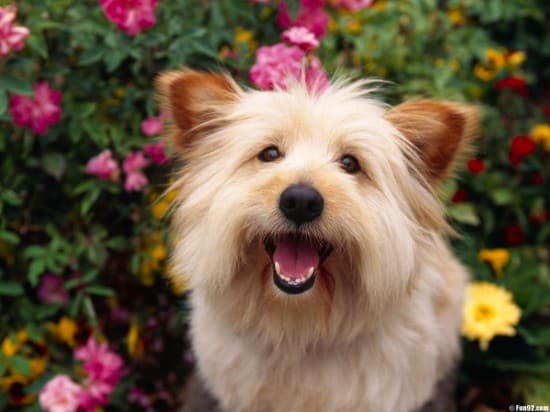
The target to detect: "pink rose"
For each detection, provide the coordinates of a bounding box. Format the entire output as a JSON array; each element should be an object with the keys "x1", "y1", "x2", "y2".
[
  {"x1": 330, "y1": 0, "x2": 373, "y2": 11},
  {"x1": 141, "y1": 117, "x2": 163, "y2": 136},
  {"x1": 0, "y1": 5, "x2": 30, "y2": 58},
  {"x1": 250, "y1": 43, "x2": 305, "y2": 90},
  {"x1": 143, "y1": 141, "x2": 170, "y2": 165},
  {"x1": 86, "y1": 150, "x2": 120, "y2": 180},
  {"x1": 99, "y1": 0, "x2": 159, "y2": 36},
  {"x1": 123, "y1": 151, "x2": 149, "y2": 192},
  {"x1": 282, "y1": 27, "x2": 319, "y2": 51},
  {"x1": 39, "y1": 375, "x2": 83, "y2": 412},
  {"x1": 9, "y1": 81, "x2": 62, "y2": 135},
  {"x1": 277, "y1": 0, "x2": 329, "y2": 39}
]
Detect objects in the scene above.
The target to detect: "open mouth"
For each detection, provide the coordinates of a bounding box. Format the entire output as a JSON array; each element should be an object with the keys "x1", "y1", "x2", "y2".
[{"x1": 264, "y1": 234, "x2": 332, "y2": 295}]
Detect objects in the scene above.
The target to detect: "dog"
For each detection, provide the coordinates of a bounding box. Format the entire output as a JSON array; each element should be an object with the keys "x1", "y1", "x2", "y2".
[{"x1": 156, "y1": 69, "x2": 478, "y2": 412}]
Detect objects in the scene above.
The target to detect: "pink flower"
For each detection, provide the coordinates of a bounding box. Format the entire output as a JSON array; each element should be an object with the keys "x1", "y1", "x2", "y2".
[
  {"x1": 0, "y1": 5, "x2": 30, "y2": 58},
  {"x1": 277, "y1": 0, "x2": 329, "y2": 39},
  {"x1": 282, "y1": 27, "x2": 319, "y2": 51},
  {"x1": 305, "y1": 56, "x2": 329, "y2": 92},
  {"x1": 250, "y1": 43, "x2": 305, "y2": 90},
  {"x1": 86, "y1": 150, "x2": 120, "y2": 180},
  {"x1": 38, "y1": 274, "x2": 68, "y2": 304},
  {"x1": 141, "y1": 116, "x2": 164, "y2": 136},
  {"x1": 143, "y1": 141, "x2": 170, "y2": 165},
  {"x1": 123, "y1": 151, "x2": 149, "y2": 191},
  {"x1": 74, "y1": 337, "x2": 124, "y2": 409},
  {"x1": 9, "y1": 81, "x2": 62, "y2": 135},
  {"x1": 99, "y1": 0, "x2": 159, "y2": 36},
  {"x1": 330, "y1": 0, "x2": 374, "y2": 11},
  {"x1": 39, "y1": 375, "x2": 83, "y2": 412}
]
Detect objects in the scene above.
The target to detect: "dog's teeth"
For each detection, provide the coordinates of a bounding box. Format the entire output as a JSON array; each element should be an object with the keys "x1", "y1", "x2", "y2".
[
  {"x1": 307, "y1": 267, "x2": 315, "y2": 278},
  {"x1": 274, "y1": 261, "x2": 281, "y2": 275}
]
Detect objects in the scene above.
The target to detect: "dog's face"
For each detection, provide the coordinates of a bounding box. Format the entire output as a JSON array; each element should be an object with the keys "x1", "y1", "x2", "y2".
[{"x1": 158, "y1": 71, "x2": 477, "y2": 346}]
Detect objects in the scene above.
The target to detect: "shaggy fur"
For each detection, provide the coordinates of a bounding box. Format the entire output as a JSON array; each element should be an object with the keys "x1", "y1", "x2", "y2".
[{"x1": 157, "y1": 70, "x2": 478, "y2": 412}]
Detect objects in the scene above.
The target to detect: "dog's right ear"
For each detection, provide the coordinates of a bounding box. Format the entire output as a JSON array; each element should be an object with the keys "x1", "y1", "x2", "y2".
[{"x1": 156, "y1": 69, "x2": 241, "y2": 151}]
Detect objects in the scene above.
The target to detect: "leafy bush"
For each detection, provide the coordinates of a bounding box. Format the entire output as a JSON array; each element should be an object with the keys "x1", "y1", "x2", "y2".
[{"x1": 0, "y1": 0, "x2": 548, "y2": 410}]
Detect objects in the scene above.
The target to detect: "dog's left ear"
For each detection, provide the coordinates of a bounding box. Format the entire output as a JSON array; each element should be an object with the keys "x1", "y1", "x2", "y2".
[
  {"x1": 385, "y1": 100, "x2": 479, "y2": 184},
  {"x1": 156, "y1": 69, "x2": 241, "y2": 151}
]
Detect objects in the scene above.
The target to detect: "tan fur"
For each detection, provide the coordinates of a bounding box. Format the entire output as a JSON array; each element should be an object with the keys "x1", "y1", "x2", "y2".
[{"x1": 159, "y1": 70, "x2": 478, "y2": 412}]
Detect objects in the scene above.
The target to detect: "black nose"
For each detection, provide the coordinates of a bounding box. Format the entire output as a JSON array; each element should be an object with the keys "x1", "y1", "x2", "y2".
[{"x1": 279, "y1": 184, "x2": 324, "y2": 226}]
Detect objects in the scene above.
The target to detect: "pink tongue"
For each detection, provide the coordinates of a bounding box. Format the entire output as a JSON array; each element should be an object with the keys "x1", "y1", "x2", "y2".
[{"x1": 273, "y1": 237, "x2": 320, "y2": 279}]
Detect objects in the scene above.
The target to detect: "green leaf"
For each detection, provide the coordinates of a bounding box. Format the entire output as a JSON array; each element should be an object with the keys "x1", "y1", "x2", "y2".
[
  {"x1": 26, "y1": 324, "x2": 42, "y2": 342},
  {"x1": 0, "y1": 281, "x2": 24, "y2": 296},
  {"x1": 10, "y1": 355, "x2": 31, "y2": 377},
  {"x1": 86, "y1": 285, "x2": 114, "y2": 297},
  {"x1": 0, "y1": 361, "x2": 6, "y2": 377},
  {"x1": 447, "y1": 203, "x2": 480, "y2": 226},
  {"x1": 26, "y1": 32, "x2": 48, "y2": 59},
  {"x1": 79, "y1": 48, "x2": 104, "y2": 65},
  {"x1": 0, "y1": 76, "x2": 33, "y2": 95},
  {"x1": 2, "y1": 189, "x2": 22, "y2": 206},
  {"x1": 0, "y1": 90, "x2": 7, "y2": 116},
  {"x1": 490, "y1": 188, "x2": 516, "y2": 206},
  {"x1": 0, "y1": 230, "x2": 19, "y2": 245},
  {"x1": 42, "y1": 152, "x2": 67, "y2": 180},
  {"x1": 28, "y1": 260, "x2": 46, "y2": 287},
  {"x1": 81, "y1": 186, "x2": 101, "y2": 215}
]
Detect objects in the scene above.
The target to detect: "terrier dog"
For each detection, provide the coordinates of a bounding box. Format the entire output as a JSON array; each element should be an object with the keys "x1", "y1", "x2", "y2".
[{"x1": 157, "y1": 70, "x2": 478, "y2": 412}]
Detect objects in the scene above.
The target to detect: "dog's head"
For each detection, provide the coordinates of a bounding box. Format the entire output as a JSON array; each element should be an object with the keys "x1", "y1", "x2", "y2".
[{"x1": 158, "y1": 70, "x2": 478, "y2": 346}]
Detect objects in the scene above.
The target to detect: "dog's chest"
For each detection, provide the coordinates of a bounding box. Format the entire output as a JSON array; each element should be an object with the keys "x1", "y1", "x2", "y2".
[{"x1": 195, "y1": 329, "x2": 438, "y2": 412}]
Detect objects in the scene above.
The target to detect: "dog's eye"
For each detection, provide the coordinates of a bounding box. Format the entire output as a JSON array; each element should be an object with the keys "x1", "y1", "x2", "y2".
[
  {"x1": 340, "y1": 155, "x2": 360, "y2": 174},
  {"x1": 258, "y1": 146, "x2": 281, "y2": 162}
]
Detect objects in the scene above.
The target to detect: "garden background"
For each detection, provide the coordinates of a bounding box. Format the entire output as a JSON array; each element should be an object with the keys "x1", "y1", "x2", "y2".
[{"x1": 1, "y1": 0, "x2": 549, "y2": 411}]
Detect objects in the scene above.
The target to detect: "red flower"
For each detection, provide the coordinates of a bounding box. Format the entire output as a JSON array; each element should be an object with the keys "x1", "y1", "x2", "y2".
[
  {"x1": 530, "y1": 173, "x2": 544, "y2": 186},
  {"x1": 9, "y1": 81, "x2": 62, "y2": 135},
  {"x1": 466, "y1": 158, "x2": 485, "y2": 174},
  {"x1": 99, "y1": 0, "x2": 159, "y2": 36},
  {"x1": 451, "y1": 189, "x2": 469, "y2": 203},
  {"x1": 495, "y1": 76, "x2": 527, "y2": 96},
  {"x1": 530, "y1": 210, "x2": 549, "y2": 225},
  {"x1": 544, "y1": 104, "x2": 550, "y2": 118},
  {"x1": 504, "y1": 224, "x2": 525, "y2": 246},
  {"x1": 509, "y1": 135, "x2": 536, "y2": 165}
]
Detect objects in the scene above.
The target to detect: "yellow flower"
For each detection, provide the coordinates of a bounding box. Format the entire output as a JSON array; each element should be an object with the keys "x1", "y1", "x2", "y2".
[
  {"x1": 166, "y1": 263, "x2": 187, "y2": 296},
  {"x1": 474, "y1": 48, "x2": 505, "y2": 81},
  {"x1": 474, "y1": 64, "x2": 497, "y2": 81},
  {"x1": 234, "y1": 27, "x2": 257, "y2": 53},
  {"x1": 462, "y1": 282, "x2": 521, "y2": 351},
  {"x1": 448, "y1": 8, "x2": 466, "y2": 26},
  {"x1": 372, "y1": 0, "x2": 387, "y2": 11},
  {"x1": 126, "y1": 321, "x2": 144, "y2": 357},
  {"x1": 1, "y1": 330, "x2": 28, "y2": 358},
  {"x1": 530, "y1": 123, "x2": 550, "y2": 151},
  {"x1": 29, "y1": 357, "x2": 47, "y2": 378},
  {"x1": 151, "y1": 199, "x2": 169, "y2": 219},
  {"x1": 478, "y1": 249, "x2": 510, "y2": 277},
  {"x1": 345, "y1": 17, "x2": 362, "y2": 34},
  {"x1": 486, "y1": 48, "x2": 506, "y2": 70},
  {"x1": 151, "y1": 243, "x2": 167, "y2": 262},
  {"x1": 506, "y1": 50, "x2": 526, "y2": 69},
  {"x1": 48, "y1": 316, "x2": 78, "y2": 347},
  {"x1": 328, "y1": 16, "x2": 338, "y2": 34},
  {"x1": 1, "y1": 336, "x2": 19, "y2": 358}
]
